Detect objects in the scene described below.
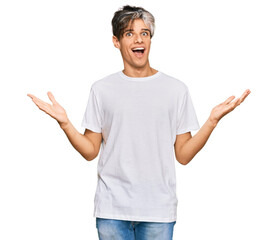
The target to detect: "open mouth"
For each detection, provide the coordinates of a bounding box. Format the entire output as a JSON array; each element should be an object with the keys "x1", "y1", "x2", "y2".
[{"x1": 132, "y1": 47, "x2": 145, "y2": 57}]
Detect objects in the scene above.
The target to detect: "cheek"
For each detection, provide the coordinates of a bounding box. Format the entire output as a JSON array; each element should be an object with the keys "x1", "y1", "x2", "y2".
[
  {"x1": 121, "y1": 48, "x2": 131, "y2": 59},
  {"x1": 120, "y1": 43, "x2": 131, "y2": 54},
  {"x1": 145, "y1": 40, "x2": 151, "y2": 49}
]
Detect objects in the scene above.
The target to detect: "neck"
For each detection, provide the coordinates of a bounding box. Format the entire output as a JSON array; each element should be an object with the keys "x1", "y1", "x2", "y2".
[{"x1": 123, "y1": 63, "x2": 158, "y2": 78}]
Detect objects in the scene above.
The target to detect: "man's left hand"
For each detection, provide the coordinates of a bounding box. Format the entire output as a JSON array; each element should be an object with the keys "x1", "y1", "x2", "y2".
[{"x1": 209, "y1": 89, "x2": 251, "y2": 126}]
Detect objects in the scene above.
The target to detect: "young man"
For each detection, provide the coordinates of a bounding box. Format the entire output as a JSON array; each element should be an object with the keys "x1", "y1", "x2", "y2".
[{"x1": 28, "y1": 5, "x2": 250, "y2": 240}]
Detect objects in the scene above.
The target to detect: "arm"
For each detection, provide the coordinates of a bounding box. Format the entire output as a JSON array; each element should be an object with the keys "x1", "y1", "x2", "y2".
[
  {"x1": 174, "y1": 89, "x2": 251, "y2": 165},
  {"x1": 59, "y1": 121, "x2": 102, "y2": 161},
  {"x1": 27, "y1": 92, "x2": 102, "y2": 161}
]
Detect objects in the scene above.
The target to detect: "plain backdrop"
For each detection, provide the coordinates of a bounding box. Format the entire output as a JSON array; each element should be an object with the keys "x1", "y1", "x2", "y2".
[{"x1": 1, "y1": 0, "x2": 277, "y2": 239}]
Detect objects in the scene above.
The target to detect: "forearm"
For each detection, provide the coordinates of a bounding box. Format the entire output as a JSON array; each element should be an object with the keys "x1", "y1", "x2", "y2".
[
  {"x1": 59, "y1": 120, "x2": 96, "y2": 161},
  {"x1": 180, "y1": 118, "x2": 217, "y2": 165}
]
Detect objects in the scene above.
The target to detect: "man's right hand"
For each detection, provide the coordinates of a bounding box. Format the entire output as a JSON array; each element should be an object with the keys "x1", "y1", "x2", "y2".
[
  {"x1": 27, "y1": 91, "x2": 102, "y2": 161},
  {"x1": 27, "y1": 92, "x2": 69, "y2": 127}
]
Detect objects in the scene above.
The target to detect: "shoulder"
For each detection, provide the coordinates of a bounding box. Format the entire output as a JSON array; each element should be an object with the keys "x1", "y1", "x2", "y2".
[
  {"x1": 159, "y1": 72, "x2": 189, "y2": 93},
  {"x1": 90, "y1": 72, "x2": 120, "y2": 91}
]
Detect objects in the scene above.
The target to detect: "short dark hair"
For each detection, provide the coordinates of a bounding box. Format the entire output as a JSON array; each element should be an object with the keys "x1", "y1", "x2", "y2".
[{"x1": 112, "y1": 5, "x2": 155, "y2": 40}]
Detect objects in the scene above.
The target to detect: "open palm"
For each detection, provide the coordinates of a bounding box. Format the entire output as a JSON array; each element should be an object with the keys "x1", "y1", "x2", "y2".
[
  {"x1": 210, "y1": 89, "x2": 251, "y2": 125},
  {"x1": 27, "y1": 92, "x2": 68, "y2": 125}
]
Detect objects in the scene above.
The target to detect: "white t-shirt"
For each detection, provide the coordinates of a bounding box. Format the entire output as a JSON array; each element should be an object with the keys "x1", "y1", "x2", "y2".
[{"x1": 82, "y1": 70, "x2": 200, "y2": 222}]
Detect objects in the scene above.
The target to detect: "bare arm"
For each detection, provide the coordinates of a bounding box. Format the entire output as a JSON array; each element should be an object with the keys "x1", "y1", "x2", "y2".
[
  {"x1": 27, "y1": 92, "x2": 102, "y2": 161},
  {"x1": 175, "y1": 89, "x2": 251, "y2": 165},
  {"x1": 59, "y1": 120, "x2": 102, "y2": 161}
]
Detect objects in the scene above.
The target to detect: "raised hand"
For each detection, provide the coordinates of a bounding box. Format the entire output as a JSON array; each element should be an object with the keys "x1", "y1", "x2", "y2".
[
  {"x1": 209, "y1": 89, "x2": 251, "y2": 125},
  {"x1": 27, "y1": 92, "x2": 69, "y2": 126}
]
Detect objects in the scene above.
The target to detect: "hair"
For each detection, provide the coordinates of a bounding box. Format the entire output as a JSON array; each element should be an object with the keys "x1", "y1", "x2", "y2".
[{"x1": 112, "y1": 5, "x2": 155, "y2": 40}]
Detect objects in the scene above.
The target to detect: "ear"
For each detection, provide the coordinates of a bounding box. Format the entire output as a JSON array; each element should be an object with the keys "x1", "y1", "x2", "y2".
[{"x1": 112, "y1": 36, "x2": 120, "y2": 49}]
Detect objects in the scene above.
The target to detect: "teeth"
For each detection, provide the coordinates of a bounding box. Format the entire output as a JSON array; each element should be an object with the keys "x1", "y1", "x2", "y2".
[{"x1": 132, "y1": 48, "x2": 145, "y2": 50}]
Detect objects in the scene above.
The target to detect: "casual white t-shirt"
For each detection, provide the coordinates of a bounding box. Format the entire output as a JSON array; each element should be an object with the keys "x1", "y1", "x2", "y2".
[{"x1": 82, "y1": 70, "x2": 200, "y2": 222}]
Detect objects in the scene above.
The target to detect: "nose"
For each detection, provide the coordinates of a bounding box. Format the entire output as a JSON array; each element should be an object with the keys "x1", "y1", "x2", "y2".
[{"x1": 134, "y1": 33, "x2": 143, "y2": 43}]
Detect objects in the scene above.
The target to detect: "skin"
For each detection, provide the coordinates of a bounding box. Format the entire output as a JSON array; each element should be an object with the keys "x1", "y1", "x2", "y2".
[
  {"x1": 174, "y1": 91, "x2": 250, "y2": 165},
  {"x1": 27, "y1": 92, "x2": 102, "y2": 161},
  {"x1": 112, "y1": 19, "x2": 158, "y2": 78},
  {"x1": 27, "y1": 18, "x2": 251, "y2": 164}
]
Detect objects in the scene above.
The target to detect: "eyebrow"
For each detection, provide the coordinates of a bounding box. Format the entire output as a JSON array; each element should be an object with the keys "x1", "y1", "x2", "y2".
[{"x1": 123, "y1": 28, "x2": 151, "y2": 33}]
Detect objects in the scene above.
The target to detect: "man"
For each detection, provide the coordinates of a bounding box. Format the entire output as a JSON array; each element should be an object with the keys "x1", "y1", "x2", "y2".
[{"x1": 28, "y1": 5, "x2": 250, "y2": 240}]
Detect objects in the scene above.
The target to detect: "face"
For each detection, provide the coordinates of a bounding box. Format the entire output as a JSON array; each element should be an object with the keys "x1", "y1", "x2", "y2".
[{"x1": 113, "y1": 19, "x2": 152, "y2": 70}]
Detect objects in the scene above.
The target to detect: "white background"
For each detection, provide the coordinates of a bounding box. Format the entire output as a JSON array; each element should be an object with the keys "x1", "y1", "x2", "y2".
[{"x1": 1, "y1": 0, "x2": 277, "y2": 239}]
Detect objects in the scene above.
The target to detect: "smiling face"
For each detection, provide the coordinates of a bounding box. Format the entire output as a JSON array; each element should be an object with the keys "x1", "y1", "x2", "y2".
[{"x1": 113, "y1": 19, "x2": 152, "y2": 72}]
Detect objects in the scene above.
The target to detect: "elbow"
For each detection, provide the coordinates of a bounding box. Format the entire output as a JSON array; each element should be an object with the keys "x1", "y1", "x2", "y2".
[
  {"x1": 181, "y1": 160, "x2": 190, "y2": 166},
  {"x1": 177, "y1": 157, "x2": 187, "y2": 165},
  {"x1": 85, "y1": 156, "x2": 94, "y2": 161},
  {"x1": 83, "y1": 152, "x2": 98, "y2": 161},
  {"x1": 179, "y1": 156, "x2": 193, "y2": 165}
]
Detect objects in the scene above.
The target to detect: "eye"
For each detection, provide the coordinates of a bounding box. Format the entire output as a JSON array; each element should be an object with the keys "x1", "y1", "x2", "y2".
[
  {"x1": 126, "y1": 32, "x2": 132, "y2": 37},
  {"x1": 142, "y1": 32, "x2": 149, "y2": 36}
]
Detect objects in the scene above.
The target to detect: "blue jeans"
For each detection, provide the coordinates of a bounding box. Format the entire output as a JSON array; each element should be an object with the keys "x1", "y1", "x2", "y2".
[{"x1": 96, "y1": 217, "x2": 176, "y2": 240}]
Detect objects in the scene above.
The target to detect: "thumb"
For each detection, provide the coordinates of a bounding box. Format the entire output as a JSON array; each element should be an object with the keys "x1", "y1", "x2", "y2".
[
  {"x1": 223, "y1": 95, "x2": 235, "y2": 105},
  {"x1": 47, "y1": 91, "x2": 57, "y2": 104}
]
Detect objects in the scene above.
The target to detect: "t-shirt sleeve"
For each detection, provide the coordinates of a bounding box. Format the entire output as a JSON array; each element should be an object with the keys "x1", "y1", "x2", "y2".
[
  {"x1": 176, "y1": 86, "x2": 200, "y2": 135},
  {"x1": 81, "y1": 86, "x2": 102, "y2": 133}
]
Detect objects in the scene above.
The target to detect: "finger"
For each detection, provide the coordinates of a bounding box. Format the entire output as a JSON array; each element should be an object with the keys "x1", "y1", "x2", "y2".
[
  {"x1": 232, "y1": 98, "x2": 241, "y2": 108},
  {"x1": 239, "y1": 89, "x2": 251, "y2": 103},
  {"x1": 223, "y1": 96, "x2": 236, "y2": 105},
  {"x1": 27, "y1": 93, "x2": 36, "y2": 99},
  {"x1": 27, "y1": 94, "x2": 45, "y2": 104},
  {"x1": 47, "y1": 91, "x2": 57, "y2": 104},
  {"x1": 30, "y1": 95, "x2": 46, "y2": 105},
  {"x1": 33, "y1": 98, "x2": 50, "y2": 110},
  {"x1": 29, "y1": 95, "x2": 51, "y2": 111},
  {"x1": 224, "y1": 97, "x2": 238, "y2": 111}
]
